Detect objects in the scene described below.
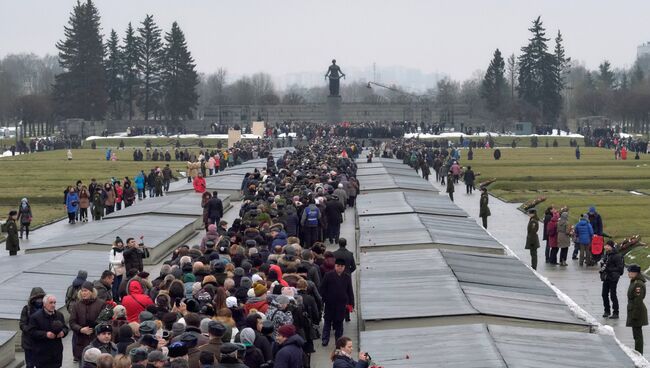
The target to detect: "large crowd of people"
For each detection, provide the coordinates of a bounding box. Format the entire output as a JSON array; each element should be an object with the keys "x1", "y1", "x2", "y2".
[{"x1": 15, "y1": 136, "x2": 374, "y2": 368}]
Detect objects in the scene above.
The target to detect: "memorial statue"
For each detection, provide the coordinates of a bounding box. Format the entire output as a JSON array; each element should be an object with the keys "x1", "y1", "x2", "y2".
[{"x1": 325, "y1": 59, "x2": 345, "y2": 97}]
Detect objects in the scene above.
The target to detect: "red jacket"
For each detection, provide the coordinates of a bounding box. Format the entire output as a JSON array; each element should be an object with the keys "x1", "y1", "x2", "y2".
[
  {"x1": 193, "y1": 177, "x2": 206, "y2": 193},
  {"x1": 547, "y1": 214, "x2": 559, "y2": 248},
  {"x1": 244, "y1": 299, "x2": 269, "y2": 315},
  {"x1": 122, "y1": 280, "x2": 153, "y2": 323}
]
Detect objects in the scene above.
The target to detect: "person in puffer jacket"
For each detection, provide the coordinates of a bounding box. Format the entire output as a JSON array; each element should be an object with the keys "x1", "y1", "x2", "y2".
[
  {"x1": 121, "y1": 279, "x2": 153, "y2": 323},
  {"x1": 574, "y1": 214, "x2": 594, "y2": 267}
]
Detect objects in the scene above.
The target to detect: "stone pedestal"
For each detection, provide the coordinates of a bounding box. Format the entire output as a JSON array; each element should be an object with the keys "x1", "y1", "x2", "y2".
[
  {"x1": 228, "y1": 128, "x2": 242, "y2": 148},
  {"x1": 251, "y1": 121, "x2": 265, "y2": 137},
  {"x1": 327, "y1": 95, "x2": 343, "y2": 123}
]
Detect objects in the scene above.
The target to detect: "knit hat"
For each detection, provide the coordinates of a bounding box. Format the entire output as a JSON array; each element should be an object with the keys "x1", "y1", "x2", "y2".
[
  {"x1": 83, "y1": 348, "x2": 102, "y2": 364},
  {"x1": 281, "y1": 287, "x2": 296, "y2": 299},
  {"x1": 253, "y1": 283, "x2": 268, "y2": 297},
  {"x1": 77, "y1": 270, "x2": 88, "y2": 280},
  {"x1": 589, "y1": 206, "x2": 596, "y2": 214},
  {"x1": 180, "y1": 332, "x2": 198, "y2": 348},
  {"x1": 226, "y1": 296, "x2": 238, "y2": 308},
  {"x1": 251, "y1": 274, "x2": 264, "y2": 284},
  {"x1": 200, "y1": 318, "x2": 212, "y2": 334},
  {"x1": 81, "y1": 281, "x2": 94, "y2": 291},
  {"x1": 240, "y1": 327, "x2": 256, "y2": 346},
  {"x1": 172, "y1": 322, "x2": 186, "y2": 337},
  {"x1": 247, "y1": 288, "x2": 256, "y2": 298},
  {"x1": 240, "y1": 277, "x2": 253, "y2": 289},
  {"x1": 277, "y1": 324, "x2": 296, "y2": 338},
  {"x1": 234, "y1": 267, "x2": 245, "y2": 277},
  {"x1": 147, "y1": 350, "x2": 166, "y2": 363},
  {"x1": 139, "y1": 311, "x2": 154, "y2": 322},
  {"x1": 140, "y1": 334, "x2": 158, "y2": 349},
  {"x1": 114, "y1": 305, "x2": 126, "y2": 319},
  {"x1": 276, "y1": 295, "x2": 290, "y2": 305},
  {"x1": 183, "y1": 273, "x2": 196, "y2": 283},
  {"x1": 202, "y1": 274, "x2": 217, "y2": 287},
  {"x1": 139, "y1": 320, "x2": 157, "y2": 335},
  {"x1": 130, "y1": 348, "x2": 148, "y2": 363}
]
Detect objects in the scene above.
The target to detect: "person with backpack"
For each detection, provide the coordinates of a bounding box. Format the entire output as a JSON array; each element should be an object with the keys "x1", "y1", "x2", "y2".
[
  {"x1": 65, "y1": 270, "x2": 88, "y2": 313},
  {"x1": 301, "y1": 199, "x2": 322, "y2": 248}
]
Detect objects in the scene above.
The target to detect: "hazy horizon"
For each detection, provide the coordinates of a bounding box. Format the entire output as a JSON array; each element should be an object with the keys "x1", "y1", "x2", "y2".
[{"x1": 2, "y1": 0, "x2": 649, "y2": 87}]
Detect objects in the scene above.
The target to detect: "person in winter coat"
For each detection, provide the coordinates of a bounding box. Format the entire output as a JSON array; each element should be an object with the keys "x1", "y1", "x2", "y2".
[
  {"x1": 123, "y1": 237, "x2": 149, "y2": 273},
  {"x1": 525, "y1": 209, "x2": 540, "y2": 270},
  {"x1": 557, "y1": 211, "x2": 571, "y2": 266},
  {"x1": 4, "y1": 210, "x2": 20, "y2": 256},
  {"x1": 542, "y1": 207, "x2": 553, "y2": 264},
  {"x1": 193, "y1": 172, "x2": 207, "y2": 193},
  {"x1": 588, "y1": 206, "x2": 604, "y2": 236},
  {"x1": 121, "y1": 279, "x2": 154, "y2": 323},
  {"x1": 78, "y1": 188, "x2": 90, "y2": 222},
  {"x1": 301, "y1": 200, "x2": 322, "y2": 248},
  {"x1": 574, "y1": 214, "x2": 594, "y2": 267},
  {"x1": 93, "y1": 270, "x2": 115, "y2": 302},
  {"x1": 122, "y1": 182, "x2": 136, "y2": 207},
  {"x1": 69, "y1": 281, "x2": 106, "y2": 361},
  {"x1": 330, "y1": 336, "x2": 369, "y2": 368},
  {"x1": 134, "y1": 172, "x2": 146, "y2": 200},
  {"x1": 266, "y1": 295, "x2": 294, "y2": 339},
  {"x1": 201, "y1": 224, "x2": 221, "y2": 253},
  {"x1": 80, "y1": 324, "x2": 118, "y2": 366},
  {"x1": 547, "y1": 211, "x2": 559, "y2": 265},
  {"x1": 103, "y1": 183, "x2": 116, "y2": 215},
  {"x1": 240, "y1": 327, "x2": 265, "y2": 368},
  {"x1": 92, "y1": 190, "x2": 104, "y2": 221},
  {"x1": 27, "y1": 294, "x2": 69, "y2": 368},
  {"x1": 325, "y1": 195, "x2": 345, "y2": 244},
  {"x1": 446, "y1": 173, "x2": 455, "y2": 202},
  {"x1": 320, "y1": 258, "x2": 354, "y2": 346},
  {"x1": 626, "y1": 264, "x2": 648, "y2": 354},
  {"x1": 463, "y1": 166, "x2": 475, "y2": 194},
  {"x1": 20, "y1": 287, "x2": 46, "y2": 368},
  {"x1": 66, "y1": 187, "x2": 80, "y2": 224},
  {"x1": 333, "y1": 184, "x2": 348, "y2": 209},
  {"x1": 109, "y1": 237, "x2": 126, "y2": 302},
  {"x1": 479, "y1": 187, "x2": 490, "y2": 229},
  {"x1": 205, "y1": 191, "x2": 224, "y2": 225},
  {"x1": 332, "y1": 238, "x2": 356, "y2": 274},
  {"x1": 601, "y1": 241, "x2": 624, "y2": 319},
  {"x1": 17, "y1": 197, "x2": 33, "y2": 238},
  {"x1": 273, "y1": 324, "x2": 305, "y2": 368}
]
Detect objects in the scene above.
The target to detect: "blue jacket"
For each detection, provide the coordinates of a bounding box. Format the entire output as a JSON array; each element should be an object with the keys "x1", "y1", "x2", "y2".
[
  {"x1": 66, "y1": 192, "x2": 79, "y2": 213},
  {"x1": 271, "y1": 232, "x2": 288, "y2": 248},
  {"x1": 574, "y1": 219, "x2": 594, "y2": 245},
  {"x1": 589, "y1": 213, "x2": 603, "y2": 235},
  {"x1": 134, "y1": 175, "x2": 145, "y2": 190}
]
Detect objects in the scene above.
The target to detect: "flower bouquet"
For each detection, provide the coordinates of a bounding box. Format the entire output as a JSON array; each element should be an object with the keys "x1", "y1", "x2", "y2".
[
  {"x1": 478, "y1": 178, "x2": 496, "y2": 188},
  {"x1": 618, "y1": 235, "x2": 646, "y2": 254}
]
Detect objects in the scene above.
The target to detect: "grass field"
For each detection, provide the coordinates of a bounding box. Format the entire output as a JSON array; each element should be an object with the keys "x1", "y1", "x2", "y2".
[
  {"x1": 0, "y1": 149, "x2": 192, "y2": 229},
  {"x1": 84, "y1": 137, "x2": 227, "y2": 149},
  {"x1": 465, "y1": 147, "x2": 650, "y2": 270}
]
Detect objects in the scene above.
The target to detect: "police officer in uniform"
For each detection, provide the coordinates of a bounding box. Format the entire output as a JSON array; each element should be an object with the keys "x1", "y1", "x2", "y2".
[{"x1": 626, "y1": 264, "x2": 648, "y2": 354}]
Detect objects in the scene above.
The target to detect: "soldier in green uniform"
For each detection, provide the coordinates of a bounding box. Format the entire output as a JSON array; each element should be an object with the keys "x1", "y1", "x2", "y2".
[
  {"x1": 525, "y1": 208, "x2": 540, "y2": 270},
  {"x1": 446, "y1": 173, "x2": 455, "y2": 202},
  {"x1": 479, "y1": 186, "x2": 491, "y2": 229},
  {"x1": 92, "y1": 190, "x2": 104, "y2": 221},
  {"x1": 626, "y1": 264, "x2": 648, "y2": 354},
  {"x1": 4, "y1": 210, "x2": 20, "y2": 256}
]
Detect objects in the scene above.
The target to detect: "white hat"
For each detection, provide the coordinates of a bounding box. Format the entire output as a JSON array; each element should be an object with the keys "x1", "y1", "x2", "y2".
[{"x1": 226, "y1": 296, "x2": 238, "y2": 308}]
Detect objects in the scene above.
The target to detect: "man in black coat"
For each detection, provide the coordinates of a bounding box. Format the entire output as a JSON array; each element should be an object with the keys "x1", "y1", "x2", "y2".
[
  {"x1": 601, "y1": 241, "x2": 625, "y2": 319},
  {"x1": 123, "y1": 237, "x2": 149, "y2": 273},
  {"x1": 27, "y1": 294, "x2": 69, "y2": 368},
  {"x1": 319, "y1": 258, "x2": 354, "y2": 346},
  {"x1": 205, "y1": 191, "x2": 224, "y2": 225},
  {"x1": 332, "y1": 238, "x2": 356, "y2": 274},
  {"x1": 324, "y1": 195, "x2": 345, "y2": 244}
]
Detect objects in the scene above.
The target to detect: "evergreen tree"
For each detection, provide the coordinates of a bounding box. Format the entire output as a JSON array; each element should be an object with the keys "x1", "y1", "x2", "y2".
[
  {"x1": 517, "y1": 17, "x2": 566, "y2": 125},
  {"x1": 122, "y1": 22, "x2": 140, "y2": 120},
  {"x1": 598, "y1": 60, "x2": 615, "y2": 90},
  {"x1": 137, "y1": 14, "x2": 164, "y2": 120},
  {"x1": 54, "y1": 0, "x2": 107, "y2": 120},
  {"x1": 105, "y1": 29, "x2": 123, "y2": 118},
  {"x1": 161, "y1": 22, "x2": 199, "y2": 121},
  {"x1": 481, "y1": 48, "x2": 507, "y2": 117},
  {"x1": 631, "y1": 63, "x2": 644, "y2": 87}
]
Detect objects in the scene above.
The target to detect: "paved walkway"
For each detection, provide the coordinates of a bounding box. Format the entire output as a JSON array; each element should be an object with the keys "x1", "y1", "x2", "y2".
[{"x1": 428, "y1": 174, "x2": 649, "y2": 360}]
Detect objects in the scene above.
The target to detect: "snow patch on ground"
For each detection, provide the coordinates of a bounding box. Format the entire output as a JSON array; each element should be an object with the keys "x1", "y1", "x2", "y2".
[
  {"x1": 404, "y1": 130, "x2": 584, "y2": 139},
  {"x1": 85, "y1": 133, "x2": 262, "y2": 141}
]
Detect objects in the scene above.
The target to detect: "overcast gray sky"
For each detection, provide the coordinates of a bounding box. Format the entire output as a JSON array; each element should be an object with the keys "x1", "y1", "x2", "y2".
[{"x1": 2, "y1": 0, "x2": 649, "y2": 81}]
